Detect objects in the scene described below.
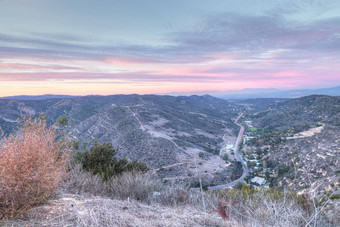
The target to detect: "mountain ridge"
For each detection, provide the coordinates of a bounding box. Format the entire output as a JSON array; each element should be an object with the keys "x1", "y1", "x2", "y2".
[
  {"x1": 2, "y1": 86, "x2": 339, "y2": 100},
  {"x1": 0, "y1": 94, "x2": 244, "y2": 186}
]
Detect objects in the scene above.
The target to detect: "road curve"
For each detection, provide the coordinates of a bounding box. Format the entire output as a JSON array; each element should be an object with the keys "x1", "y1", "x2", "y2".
[{"x1": 208, "y1": 112, "x2": 249, "y2": 190}]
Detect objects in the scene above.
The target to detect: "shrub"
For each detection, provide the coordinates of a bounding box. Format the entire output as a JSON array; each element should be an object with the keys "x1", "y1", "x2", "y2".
[
  {"x1": 63, "y1": 164, "x2": 109, "y2": 197},
  {"x1": 64, "y1": 165, "x2": 156, "y2": 202},
  {"x1": 57, "y1": 115, "x2": 68, "y2": 126},
  {"x1": 75, "y1": 142, "x2": 148, "y2": 181},
  {"x1": 233, "y1": 182, "x2": 245, "y2": 190},
  {"x1": 64, "y1": 165, "x2": 205, "y2": 207},
  {"x1": 108, "y1": 171, "x2": 154, "y2": 202},
  {"x1": 0, "y1": 118, "x2": 71, "y2": 219},
  {"x1": 329, "y1": 194, "x2": 340, "y2": 200},
  {"x1": 153, "y1": 183, "x2": 197, "y2": 206}
]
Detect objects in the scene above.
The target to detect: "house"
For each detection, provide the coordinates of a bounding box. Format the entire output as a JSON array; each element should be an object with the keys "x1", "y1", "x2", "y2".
[
  {"x1": 244, "y1": 121, "x2": 253, "y2": 127},
  {"x1": 244, "y1": 136, "x2": 254, "y2": 144},
  {"x1": 250, "y1": 176, "x2": 267, "y2": 186},
  {"x1": 225, "y1": 144, "x2": 234, "y2": 150}
]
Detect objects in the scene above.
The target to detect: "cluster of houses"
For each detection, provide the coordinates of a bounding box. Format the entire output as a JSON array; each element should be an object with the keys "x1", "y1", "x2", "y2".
[
  {"x1": 243, "y1": 120, "x2": 256, "y2": 143},
  {"x1": 245, "y1": 153, "x2": 261, "y2": 169},
  {"x1": 244, "y1": 151, "x2": 271, "y2": 188},
  {"x1": 241, "y1": 120, "x2": 270, "y2": 188}
]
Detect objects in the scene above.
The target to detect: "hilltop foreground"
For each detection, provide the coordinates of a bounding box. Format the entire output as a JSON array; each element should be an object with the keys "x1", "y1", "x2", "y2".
[{"x1": 3, "y1": 194, "x2": 225, "y2": 227}]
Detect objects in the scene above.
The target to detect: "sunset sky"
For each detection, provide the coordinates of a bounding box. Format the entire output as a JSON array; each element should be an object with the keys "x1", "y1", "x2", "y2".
[{"x1": 1, "y1": 0, "x2": 340, "y2": 96}]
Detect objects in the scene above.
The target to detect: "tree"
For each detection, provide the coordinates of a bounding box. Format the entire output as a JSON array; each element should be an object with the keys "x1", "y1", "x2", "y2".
[
  {"x1": 75, "y1": 142, "x2": 148, "y2": 181},
  {"x1": 234, "y1": 182, "x2": 245, "y2": 190},
  {"x1": 57, "y1": 115, "x2": 68, "y2": 126}
]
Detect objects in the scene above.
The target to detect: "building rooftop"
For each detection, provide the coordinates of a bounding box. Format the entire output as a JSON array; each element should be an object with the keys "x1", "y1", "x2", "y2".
[
  {"x1": 251, "y1": 176, "x2": 267, "y2": 185},
  {"x1": 225, "y1": 144, "x2": 234, "y2": 150}
]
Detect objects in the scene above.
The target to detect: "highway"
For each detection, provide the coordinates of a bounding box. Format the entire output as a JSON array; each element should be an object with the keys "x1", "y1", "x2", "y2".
[{"x1": 208, "y1": 111, "x2": 249, "y2": 190}]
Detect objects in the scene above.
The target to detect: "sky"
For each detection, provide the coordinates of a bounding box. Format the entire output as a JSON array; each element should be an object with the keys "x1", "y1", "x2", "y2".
[{"x1": 0, "y1": 0, "x2": 340, "y2": 96}]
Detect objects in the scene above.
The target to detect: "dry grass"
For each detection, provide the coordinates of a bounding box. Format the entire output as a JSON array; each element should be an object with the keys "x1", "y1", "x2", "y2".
[
  {"x1": 2, "y1": 165, "x2": 331, "y2": 226},
  {"x1": 216, "y1": 187, "x2": 314, "y2": 226},
  {"x1": 2, "y1": 194, "x2": 228, "y2": 227},
  {"x1": 1, "y1": 192, "x2": 320, "y2": 227},
  {"x1": 0, "y1": 118, "x2": 71, "y2": 219},
  {"x1": 61, "y1": 167, "x2": 319, "y2": 226},
  {"x1": 63, "y1": 166, "x2": 324, "y2": 225}
]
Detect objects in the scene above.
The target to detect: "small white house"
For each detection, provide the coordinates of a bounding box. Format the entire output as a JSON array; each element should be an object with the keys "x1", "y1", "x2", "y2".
[
  {"x1": 225, "y1": 144, "x2": 234, "y2": 153},
  {"x1": 244, "y1": 121, "x2": 253, "y2": 127},
  {"x1": 225, "y1": 144, "x2": 234, "y2": 150},
  {"x1": 251, "y1": 176, "x2": 267, "y2": 186}
]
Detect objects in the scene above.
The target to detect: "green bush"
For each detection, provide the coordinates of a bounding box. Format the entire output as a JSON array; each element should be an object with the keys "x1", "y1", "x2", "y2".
[
  {"x1": 57, "y1": 115, "x2": 68, "y2": 126},
  {"x1": 75, "y1": 142, "x2": 148, "y2": 181},
  {"x1": 234, "y1": 182, "x2": 245, "y2": 190},
  {"x1": 329, "y1": 194, "x2": 340, "y2": 200},
  {"x1": 278, "y1": 164, "x2": 290, "y2": 176}
]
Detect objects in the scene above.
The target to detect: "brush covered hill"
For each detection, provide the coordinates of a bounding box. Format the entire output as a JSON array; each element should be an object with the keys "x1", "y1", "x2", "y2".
[
  {"x1": 252, "y1": 95, "x2": 340, "y2": 132},
  {"x1": 0, "y1": 94, "x2": 243, "y2": 185},
  {"x1": 235, "y1": 98, "x2": 288, "y2": 112},
  {"x1": 247, "y1": 95, "x2": 340, "y2": 198}
]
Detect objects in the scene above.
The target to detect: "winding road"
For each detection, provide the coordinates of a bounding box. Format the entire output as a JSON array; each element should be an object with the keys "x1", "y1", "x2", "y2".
[{"x1": 208, "y1": 111, "x2": 249, "y2": 190}]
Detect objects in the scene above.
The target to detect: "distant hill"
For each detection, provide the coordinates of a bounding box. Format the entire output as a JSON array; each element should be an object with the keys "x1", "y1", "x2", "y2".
[
  {"x1": 0, "y1": 94, "x2": 80, "y2": 100},
  {"x1": 217, "y1": 86, "x2": 340, "y2": 99},
  {"x1": 252, "y1": 95, "x2": 340, "y2": 132},
  {"x1": 233, "y1": 98, "x2": 289, "y2": 112},
  {"x1": 4, "y1": 86, "x2": 339, "y2": 100}
]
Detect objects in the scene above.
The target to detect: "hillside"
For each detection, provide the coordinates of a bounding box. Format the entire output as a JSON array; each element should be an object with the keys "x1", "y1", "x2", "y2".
[
  {"x1": 217, "y1": 86, "x2": 340, "y2": 99},
  {"x1": 252, "y1": 95, "x2": 340, "y2": 132},
  {"x1": 0, "y1": 94, "x2": 243, "y2": 185},
  {"x1": 243, "y1": 95, "x2": 340, "y2": 197},
  {"x1": 234, "y1": 98, "x2": 288, "y2": 112}
]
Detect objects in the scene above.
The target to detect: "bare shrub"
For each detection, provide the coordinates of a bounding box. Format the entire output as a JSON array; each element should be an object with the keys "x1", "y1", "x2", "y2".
[
  {"x1": 64, "y1": 167, "x2": 155, "y2": 202},
  {"x1": 154, "y1": 183, "x2": 200, "y2": 206},
  {"x1": 0, "y1": 118, "x2": 71, "y2": 219},
  {"x1": 63, "y1": 164, "x2": 109, "y2": 197},
  {"x1": 107, "y1": 173, "x2": 219, "y2": 209},
  {"x1": 108, "y1": 171, "x2": 154, "y2": 202},
  {"x1": 64, "y1": 167, "x2": 207, "y2": 208}
]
